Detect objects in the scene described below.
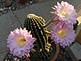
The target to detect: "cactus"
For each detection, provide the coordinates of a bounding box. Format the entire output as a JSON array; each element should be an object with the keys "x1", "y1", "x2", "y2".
[
  {"x1": 4, "y1": 14, "x2": 58, "y2": 61},
  {"x1": 24, "y1": 14, "x2": 54, "y2": 61}
]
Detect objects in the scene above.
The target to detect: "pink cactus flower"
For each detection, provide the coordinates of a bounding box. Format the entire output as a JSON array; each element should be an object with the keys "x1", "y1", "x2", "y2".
[
  {"x1": 7, "y1": 28, "x2": 35, "y2": 57},
  {"x1": 51, "y1": 21, "x2": 75, "y2": 48},
  {"x1": 52, "y1": 1, "x2": 77, "y2": 24}
]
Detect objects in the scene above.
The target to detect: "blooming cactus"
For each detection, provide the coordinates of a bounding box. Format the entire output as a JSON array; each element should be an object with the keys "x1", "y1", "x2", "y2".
[
  {"x1": 52, "y1": 1, "x2": 77, "y2": 24},
  {"x1": 51, "y1": 20, "x2": 75, "y2": 48},
  {"x1": 7, "y1": 28, "x2": 35, "y2": 58},
  {"x1": 24, "y1": 14, "x2": 52, "y2": 61}
]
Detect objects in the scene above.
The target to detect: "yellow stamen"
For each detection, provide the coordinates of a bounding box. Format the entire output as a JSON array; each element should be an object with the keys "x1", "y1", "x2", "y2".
[
  {"x1": 60, "y1": 11, "x2": 67, "y2": 17},
  {"x1": 57, "y1": 29, "x2": 66, "y2": 39},
  {"x1": 16, "y1": 36, "x2": 26, "y2": 47}
]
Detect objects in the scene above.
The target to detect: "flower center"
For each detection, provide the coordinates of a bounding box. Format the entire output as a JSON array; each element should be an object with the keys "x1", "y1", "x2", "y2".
[
  {"x1": 16, "y1": 36, "x2": 26, "y2": 47},
  {"x1": 60, "y1": 11, "x2": 67, "y2": 17},
  {"x1": 57, "y1": 29, "x2": 66, "y2": 39}
]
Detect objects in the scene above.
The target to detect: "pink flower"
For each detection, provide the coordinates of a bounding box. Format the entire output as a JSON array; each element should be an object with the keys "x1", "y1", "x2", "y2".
[
  {"x1": 7, "y1": 28, "x2": 35, "y2": 57},
  {"x1": 51, "y1": 21, "x2": 75, "y2": 48},
  {"x1": 52, "y1": 1, "x2": 77, "y2": 24}
]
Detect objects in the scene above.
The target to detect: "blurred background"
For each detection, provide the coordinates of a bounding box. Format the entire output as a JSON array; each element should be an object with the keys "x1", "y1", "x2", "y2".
[{"x1": 0, "y1": 0, "x2": 81, "y2": 61}]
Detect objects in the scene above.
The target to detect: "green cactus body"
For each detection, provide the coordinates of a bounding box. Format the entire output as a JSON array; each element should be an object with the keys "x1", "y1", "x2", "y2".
[
  {"x1": 24, "y1": 14, "x2": 52, "y2": 61},
  {"x1": 4, "y1": 14, "x2": 56, "y2": 61}
]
